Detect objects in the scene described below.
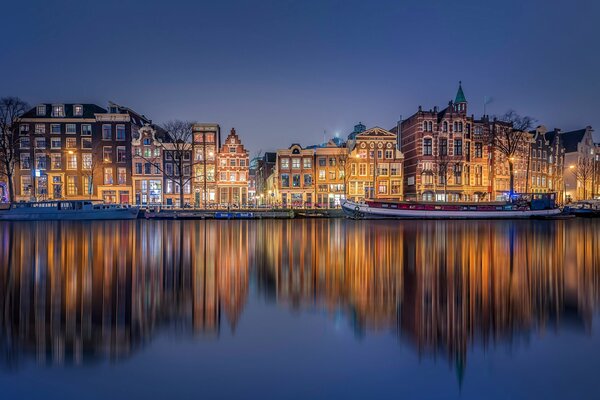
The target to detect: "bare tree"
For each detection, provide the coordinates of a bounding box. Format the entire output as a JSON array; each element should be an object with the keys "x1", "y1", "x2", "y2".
[
  {"x1": 138, "y1": 120, "x2": 196, "y2": 208},
  {"x1": 0, "y1": 97, "x2": 29, "y2": 203},
  {"x1": 435, "y1": 137, "x2": 453, "y2": 201},
  {"x1": 81, "y1": 142, "x2": 105, "y2": 199},
  {"x1": 336, "y1": 149, "x2": 350, "y2": 198},
  {"x1": 571, "y1": 158, "x2": 595, "y2": 200},
  {"x1": 489, "y1": 110, "x2": 535, "y2": 198}
]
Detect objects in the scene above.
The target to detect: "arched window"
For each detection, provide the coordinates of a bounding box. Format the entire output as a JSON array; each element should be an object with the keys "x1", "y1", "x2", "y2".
[
  {"x1": 458, "y1": 122, "x2": 463, "y2": 132},
  {"x1": 453, "y1": 122, "x2": 458, "y2": 132},
  {"x1": 428, "y1": 121, "x2": 433, "y2": 131},
  {"x1": 466, "y1": 124, "x2": 471, "y2": 134},
  {"x1": 423, "y1": 121, "x2": 428, "y2": 131},
  {"x1": 443, "y1": 121, "x2": 448, "y2": 132}
]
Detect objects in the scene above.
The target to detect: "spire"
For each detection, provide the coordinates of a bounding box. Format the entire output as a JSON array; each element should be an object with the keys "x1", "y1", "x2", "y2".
[{"x1": 455, "y1": 81, "x2": 466, "y2": 104}]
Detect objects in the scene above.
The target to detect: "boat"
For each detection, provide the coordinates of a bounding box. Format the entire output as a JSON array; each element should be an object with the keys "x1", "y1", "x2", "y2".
[
  {"x1": 0, "y1": 200, "x2": 140, "y2": 221},
  {"x1": 342, "y1": 193, "x2": 562, "y2": 220},
  {"x1": 564, "y1": 201, "x2": 600, "y2": 218}
]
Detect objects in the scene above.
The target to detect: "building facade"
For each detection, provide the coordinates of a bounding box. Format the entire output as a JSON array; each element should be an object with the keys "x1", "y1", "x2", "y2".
[
  {"x1": 314, "y1": 141, "x2": 347, "y2": 207},
  {"x1": 346, "y1": 127, "x2": 404, "y2": 202},
  {"x1": 192, "y1": 123, "x2": 220, "y2": 207},
  {"x1": 276, "y1": 144, "x2": 315, "y2": 207},
  {"x1": 561, "y1": 126, "x2": 596, "y2": 201},
  {"x1": 216, "y1": 128, "x2": 249, "y2": 207},
  {"x1": 14, "y1": 102, "x2": 148, "y2": 203},
  {"x1": 395, "y1": 83, "x2": 490, "y2": 202},
  {"x1": 132, "y1": 124, "x2": 164, "y2": 205}
]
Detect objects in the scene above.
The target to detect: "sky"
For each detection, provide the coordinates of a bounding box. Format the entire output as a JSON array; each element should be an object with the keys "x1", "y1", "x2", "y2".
[{"x1": 1, "y1": 0, "x2": 599, "y2": 154}]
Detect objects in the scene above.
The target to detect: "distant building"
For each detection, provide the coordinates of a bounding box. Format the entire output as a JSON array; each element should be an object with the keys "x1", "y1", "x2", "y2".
[
  {"x1": 255, "y1": 152, "x2": 276, "y2": 204},
  {"x1": 561, "y1": 126, "x2": 596, "y2": 201},
  {"x1": 192, "y1": 123, "x2": 220, "y2": 207},
  {"x1": 346, "y1": 127, "x2": 404, "y2": 202},
  {"x1": 216, "y1": 128, "x2": 249, "y2": 206},
  {"x1": 14, "y1": 102, "x2": 149, "y2": 203}
]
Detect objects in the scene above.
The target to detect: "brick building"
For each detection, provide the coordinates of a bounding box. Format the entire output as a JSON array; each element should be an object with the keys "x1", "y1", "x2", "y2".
[
  {"x1": 132, "y1": 124, "x2": 166, "y2": 205},
  {"x1": 314, "y1": 140, "x2": 347, "y2": 207},
  {"x1": 216, "y1": 128, "x2": 249, "y2": 207},
  {"x1": 276, "y1": 144, "x2": 315, "y2": 207},
  {"x1": 14, "y1": 102, "x2": 148, "y2": 203},
  {"x1": 393, "y1": 83, "x2": 486, "y2": 201}
]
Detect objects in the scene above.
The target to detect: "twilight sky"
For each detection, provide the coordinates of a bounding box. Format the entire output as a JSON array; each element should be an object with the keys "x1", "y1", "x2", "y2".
[{"x1": 2, "y1": 0, "x2": 598, "y2": 154}]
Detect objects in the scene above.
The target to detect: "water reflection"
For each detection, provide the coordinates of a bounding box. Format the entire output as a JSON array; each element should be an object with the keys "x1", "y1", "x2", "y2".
[{"x1": 0, "y1": 219, "x2": 599, "y2": 371}]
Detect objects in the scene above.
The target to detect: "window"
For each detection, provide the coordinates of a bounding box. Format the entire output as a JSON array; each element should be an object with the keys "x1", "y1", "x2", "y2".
[
  {"x1": 66, "y1": 137, "x2": 77, "y2": 148},
  {"x1": 52, "y1": 105, "x2": 65, "y2": 117},
  {"x1": 280, "y1": 158, "x2": 289, "y2": 169},
  {"x1": 66, "y1": 176, "x2": 78, "y2": 195},
  {"x1": 230, "y1": 159, "x2": 237, "y2": 167},
  {"x1": 82, "y1": 153, "x2": 92, "y2": 169},
  {"x1": 35, "y1": 138, "x2": 46, "y2": 149},
  {"x1": 51, "y1": 138, "x2": 62, "y2": 149},
  {"x1": 329, "y1": 170, "x2": 336, "y2": 180},
  {"x1": 20, "y1": 153, "x2": 31, "y2": 169},
  {"x1": 239, "y1": 172, "x2": 246, "y2": 181},
  {"x1": 81, "y1": 124, "x2": 92, "y2": 136},
  {"x1": 443, "y1": 121, "x2": 448, "y2": 132},
  {"x1": 454, "y1": 164, "x2": 462, "y2": 184},
  {"x1": 359, "y1": 163, "x2": 367, "y2": 176},
  {"x1": 391, "y1": 163, "x2": 401, "y2": 176},
  {"x1": 66, "y1": 124, "x2": 76, "y2": 134},
  {"x1": 73, "y1": 105, "x2": 83, "y2": 116},
  {"x1": 378, "y1": 182, "x2": 388, "y2": 194},
  {"x1": 117, "y1": 168, "x2": 126, "y2": 185},
  {"x1": 135, "y1": 163, "x2": 143, "y2": 174},
  {"x1": 144, "y1": 163, "x2": 151, "y2": 174},
  {"x1": 318, "y1": 170, "x2": 326, "y2": 181},
  {"x1": 51, "y1": 153, "x2": 62, "y2": 169},
  {"x1": 21, "y1": 176, "x2": 32, "y2": 195},
  {"x1": 423, "y1": 138, "x2": 432, "y2": 156},
  {"x1": 104, "y1": 168, "x2": 114, "y2": 184},
  {"x1": 36, "y1": 105, "x2": 46, "y2": 116},
  {"x1": 292, "y1": 158, "x2": 301, "y2": 169},
  {"x1": 103, "y1": 147, "x2": 112, "y2": 162},
  {"x1": 304, "y1": 174, "x2": 312, "y2": 186},
  {"x1": 229, "y1": 146, "x2": 236, "y2": 153},
  {"x1": 66, "y1": 154, "x2": 77, "y2": 170},
  {"x1": 143, "y1": 148, "x2": 151, "y2": 158},
  {"x1": 391, "y1": 180, "x2": 401, "y2": 194},
  {"x1": 116, "y1": 124, "x2": 126, "y2": 141},
  {"x1": 292, "y1": 174, "x2": 301, "y2": 187},
  {"x1": 439, "y1": 138, "x2": 448, "y2": 156},
  {"x1": 240, "y1": 159, "x2": 246, "y2": 167},
  {"x1": 51, "y1": 124, "x2": 61, "y2": 134},
  {"x1": 385, "y1": 150, "x2": 393, "y2": 159},
  {"x1": 454, "y1": 139, "x2": 463, "y2": 156},
  {"x1": 35, "y1": 154, "x2": 47, "y2": 170},
  {"x1": 35, "y1": 124, "x2": 45, "y2": 134},
  {"x1": 303, "y1": 158, "x2": 311, "y2": 168},
  {"x1": 318, "y1": 157, "x2": 326, "y2": 167},
  {"x1": 117, "y1": 146, "x2": 126, "y2": 163},
  {"x1": 230, "y1": 173, "x2": 236, "y2": 182},
  {"x1": 81, "y1": 137, "x2": 92, "y2": 149},
  {"x1": 20, "y1": 138, "x2": 30, "y2": 149},
  {"x1": 423, "y1": 121, "x2": 428, "y2": 131},
  {"x1": 281, "y1": 173, "x2": 290, "y2": 187},
  {"x1": 475, "y1": 142, "x2": 483, "y2": 158},
  {"x1": 102, "y1": 125, "x2": 112, "y2": 140},
  {"x1": 20, "y1": 124, "x2": 29, "y2": 134},
  {"x1": 329, "y1": 157, "x2": 336, "y2": 167}
]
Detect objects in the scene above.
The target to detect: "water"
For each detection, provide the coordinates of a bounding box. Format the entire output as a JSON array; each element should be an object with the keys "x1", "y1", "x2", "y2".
[{"x1": 0, "y1": 219, "x2": 599, "y2": 400}]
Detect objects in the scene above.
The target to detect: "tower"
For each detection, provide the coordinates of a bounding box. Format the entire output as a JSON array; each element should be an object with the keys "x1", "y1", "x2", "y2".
[{"x1": 454, "y1": 81, "x2": 467, "y2": 114}]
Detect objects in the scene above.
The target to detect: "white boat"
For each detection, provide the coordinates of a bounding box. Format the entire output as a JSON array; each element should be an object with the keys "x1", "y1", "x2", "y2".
[
  {"x1": 342, "y1": 194, "x2": 562, "y2": 220},
  {"x1": 0, "y1": 200, "x2": 140, "y2": 221}
]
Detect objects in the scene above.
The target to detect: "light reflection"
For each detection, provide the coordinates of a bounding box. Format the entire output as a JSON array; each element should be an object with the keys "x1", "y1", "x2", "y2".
[{"x1": 0, "y1": 219, "x2": 599, "y2": 371}]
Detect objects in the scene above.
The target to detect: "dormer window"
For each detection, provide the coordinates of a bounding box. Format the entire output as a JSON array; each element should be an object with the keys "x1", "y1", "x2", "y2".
[
  {"x1": 36, "y1": 105, "x2": 46, "y2": 116},
  {"x1": 52, "y1": 104, "x2": 65, "y2": 117},
  {"x1": 73, "y1": 105, "x2": 83, "y2": 116}
]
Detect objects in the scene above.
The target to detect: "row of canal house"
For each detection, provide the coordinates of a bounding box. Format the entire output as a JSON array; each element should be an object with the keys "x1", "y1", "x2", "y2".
[{"x1": 12, "y1": 102, "x2": 249, "y2": 206}]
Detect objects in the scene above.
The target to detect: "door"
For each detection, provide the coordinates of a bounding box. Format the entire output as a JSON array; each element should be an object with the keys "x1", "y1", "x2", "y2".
[{"x1": 119, "y1": 191, "x2": 130, "y2": 204}]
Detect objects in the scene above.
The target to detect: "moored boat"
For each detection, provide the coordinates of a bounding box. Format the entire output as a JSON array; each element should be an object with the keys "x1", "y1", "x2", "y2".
[
  {"x1": 564, "y1": 201, "x2": 600, "y2": 218},
  {"x1": 342, "y1": 193, "x2": 561, "y2": 220},
  {"x1": 0, "y1": 200, "x2": 139, "y2": 221}
]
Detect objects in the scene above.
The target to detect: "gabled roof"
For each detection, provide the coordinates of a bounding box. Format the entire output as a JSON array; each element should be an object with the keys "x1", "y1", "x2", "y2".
[
  {"x1": 560, "y1": 129, "x2": 587, "y2": 153},
  {"x1": 21, "y1": 104, "x2": 107, "y2": 119},
  {"x1": 356, "y1": 126, "x2": 396, "y2": 138}
]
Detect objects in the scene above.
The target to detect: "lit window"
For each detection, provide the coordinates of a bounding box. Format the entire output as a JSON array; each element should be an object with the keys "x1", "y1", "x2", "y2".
[
  {"x1": 67, "y1": 154, "x2": 77, "y2": 170},
  {"x1": 52, "y1": 105, "x2": 65, "y2": 117},
  {"x1": 103, "y1": 146, "x2": 112, "y2": 162},
  {"x1": 82, "y1": 153, "x2": 92, "y2": 169},
  {"x1": 73, "y1": 105, "x2": 83, "y2": 116},
  {"x1": 66, "y1": 138, "x2": 77, "y2": 148},
  {"x1": 292, "y1": 158, "x2": 300, "y2": 169},
  {"x1": 104, "y1": 168, "x2": 114, "y2": 185},
  {"x1": 117, "y1": 168, "x2": 127, "y2": 185},
  {"x1": 51, "y1": 154, "x2": 62, "y2": 170}
]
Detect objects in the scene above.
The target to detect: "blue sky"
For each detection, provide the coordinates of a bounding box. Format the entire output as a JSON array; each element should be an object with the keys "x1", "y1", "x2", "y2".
[{"x1": 2, "y1": 0, "x2": 598, "y2": 154}]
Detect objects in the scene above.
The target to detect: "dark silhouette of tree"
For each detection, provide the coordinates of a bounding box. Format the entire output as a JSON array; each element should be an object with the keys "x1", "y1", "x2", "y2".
[{"x1": 0, "y1": 97, "x2": 29, "y2": 203}]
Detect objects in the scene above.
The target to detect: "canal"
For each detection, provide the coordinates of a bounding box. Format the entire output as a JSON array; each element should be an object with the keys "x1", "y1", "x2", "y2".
[{"x1": 0, "y1": 219, "x2": 599, "y2": 399}]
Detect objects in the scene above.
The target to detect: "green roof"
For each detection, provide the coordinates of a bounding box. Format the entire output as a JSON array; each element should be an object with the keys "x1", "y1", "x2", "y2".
[{"x1": 455, "y1": 81, "x2": 466, "y2": 103}]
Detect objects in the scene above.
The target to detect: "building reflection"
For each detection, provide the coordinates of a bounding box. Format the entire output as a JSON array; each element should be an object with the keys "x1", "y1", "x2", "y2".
[{"x1": 1, "y1": 219, "x2": 599, "y2": 371}]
